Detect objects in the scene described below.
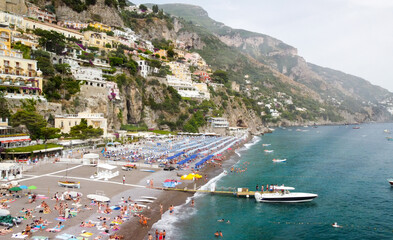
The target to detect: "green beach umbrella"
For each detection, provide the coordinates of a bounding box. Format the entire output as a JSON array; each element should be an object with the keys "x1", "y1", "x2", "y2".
[
  {"x1": 9, "y1": 187, "x2": 22, "y2": 192},
  {"x1": 28, "y1": 185, "x2": 37, "y2": 190}
]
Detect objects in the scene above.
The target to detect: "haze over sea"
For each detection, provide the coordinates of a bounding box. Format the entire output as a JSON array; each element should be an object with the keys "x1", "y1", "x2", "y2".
[{"x1": 153, "y1": 123, "x2": 393, "y2": 239}]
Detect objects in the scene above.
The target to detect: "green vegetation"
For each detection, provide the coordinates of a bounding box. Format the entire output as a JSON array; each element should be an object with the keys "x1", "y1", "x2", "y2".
[
  {"x1": 69, "y1": 119, "x2": 103, "y2": 139},
  {"x1": 34, "y1": 29, "x2": 66, "y2": 54},
  {"x1": 6, "y1": 144, "x2": 62, "y2": 153},
  {"x1": 12, "y1": 42, "x2": 31, "y2": 59},
  {"x1": 0, "y1": 92, "x2": 10, "y2": 121},
  {"x1": 120, "y1": 124, "x2": 148, "y2": 131},
  {"x1": 32, "y1": 49, "x2": 54, "y2": 77},
  {"x1": 43, "y1": 76, "x2": 81, "y2": 101},
  {"x1": 11, "y1": 100, "x2": 61, "y2": 140}
]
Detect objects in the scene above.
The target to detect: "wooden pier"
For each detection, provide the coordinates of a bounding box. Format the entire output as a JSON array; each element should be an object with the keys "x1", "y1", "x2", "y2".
[{"x1": 157, "y1": 187, "x2": 256, "y2": 198}]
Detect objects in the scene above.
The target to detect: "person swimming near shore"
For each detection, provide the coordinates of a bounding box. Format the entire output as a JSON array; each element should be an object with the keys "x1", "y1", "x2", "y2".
[{"x1": 217, "y1": 219, "x2": 225, "y2": 222}]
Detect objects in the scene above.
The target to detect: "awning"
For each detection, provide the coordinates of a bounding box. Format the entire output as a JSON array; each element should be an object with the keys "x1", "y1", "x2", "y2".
[
  {"x1": 177, "y1": 154, "x2": 199, "y2": 165},
  {"x1": 167, "y1": 151, "x2": 185, "y2": 160}
]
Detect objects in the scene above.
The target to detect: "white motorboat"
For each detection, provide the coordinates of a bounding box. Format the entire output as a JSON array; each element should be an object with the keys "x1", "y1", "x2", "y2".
[
  {"x1": 272, "y1": 159, "x2": 286, "y2": 162},
  {"x1": 254, "y1": 186, "x2": 318, "y2": 203},
  {"x1": 264, "y1": 150, "x2": 274, "y2": 153}
]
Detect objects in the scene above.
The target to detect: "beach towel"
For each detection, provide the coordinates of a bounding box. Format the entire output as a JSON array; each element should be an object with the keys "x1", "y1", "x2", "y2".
[
  {"x1": 55, "y1": 217, "x2": 67, "y2": 221},
  {"x1": 33, "y1": 224, "x2": 46, "y2": 230},
  {"x1": 80, "y1": 232, "x2": 93, "y2": 237},
  {"x1": 55, "y1": 233, "x2": 75, "y2": 239},
  {"x1": 110, "y1": 206, "x2": 120, "y2": 210},
  {"x1": 32, "y1": 236, "x2": 49, "y2": 240},
  {"x1": 11, "y1": 233, "x2": 28, "y2": 238},
  {"x1": 46, "y1": 225, "x2": 65, "y2": 232}
]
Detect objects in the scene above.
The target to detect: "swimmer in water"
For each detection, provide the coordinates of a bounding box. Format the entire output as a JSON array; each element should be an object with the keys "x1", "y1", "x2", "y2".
[
  {"x1": 226, "y1": 220, "x2": 230, "y2": 224},
  {"x1": 217, "y1": 219, "x2": 224, "y2": 222}
]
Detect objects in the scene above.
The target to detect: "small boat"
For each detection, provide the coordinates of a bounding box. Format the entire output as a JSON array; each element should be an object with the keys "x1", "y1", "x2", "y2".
[
  {"x1": 262, "y1": 144, "x2": 271, "y2": 147},
  {"x1": 254, "y1": 186, "x2": 318, "y2": 203},
  {"x1": 58, "y1": 181, "x2": 80, "y2": 189},
  {"x1": 352, "y1": 127, "x2": 360, "y2": 129},
  {"x1": 264, "y1": 150, "x2": 274, "y2": 153},
  {"x1": 387, "y1": 137, "x2": 393, "y2": 141},
  {"x1": 272, "y1": 159, "x2": 286, "y2": 162},
  {"x1": 387, "y1": 179, "x2": 393, "y2": 186}
]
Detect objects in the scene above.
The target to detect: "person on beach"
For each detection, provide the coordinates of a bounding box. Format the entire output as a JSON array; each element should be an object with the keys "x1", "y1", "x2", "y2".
[
  {"x1": 191, "y1": 199, "x2": 194, "y2": 207},
  {"x1": 150, "y1": 179, "x2": 154, "y2": 188},
  {"x1": 160, "y1": 204, "x2": 163, "y2": 215},
  {"x1": 148, "y1": 233, "x2": 153, "y2": 240},
  {"x1": 163, "y1": 230, "x2": 166, "y2": 239},
  {"x1": 123, "y1": 175, "x2": 125, "y2": 184},
  {"x1": 155, "y1": 229, "x2": 159, "y2": 240},
  {"x1": 169, "y1": 205, "x2": 174, "y2": 215}
]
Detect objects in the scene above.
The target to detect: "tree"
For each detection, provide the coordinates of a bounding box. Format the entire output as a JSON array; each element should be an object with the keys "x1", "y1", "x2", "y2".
[
  {"x1": 212, "y1": 70, "x2": 229, "y2": 84},
  {"x1": 33, "y1": 29, "x2": 66, "y2": 54},
  {"x1": 0, "y1": 92, "x2": 10, "y2": 121},
  {"x1": 40, "y1": 127, "x2": 61, "y2": 142},
  {"x1": 11, "y1": 110, "x2": 47, "y2": 140},
  {"x1": 167, "y1": 47, "x2": 175, "y2": 59},
  {"x1": 139, "y1": 4, "x2": 147, "y2": 11},
  {"x1": 32, "y1": 49, "x2": 55, "y2": 76},
  {"x1": 69, "y1": 119, "x2": 103, "y2": 139},
  {"x1": 54, "y1": 63, "x2": 71, "y2": 76},
  {"x1": 152, "y1": 5, "x2": 159, "y2": 13}
]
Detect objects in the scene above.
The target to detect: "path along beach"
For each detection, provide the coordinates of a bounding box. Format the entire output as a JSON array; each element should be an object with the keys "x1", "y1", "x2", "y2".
[{"x1": 0, "y1": 133, "x2": 251, "y2": 240}]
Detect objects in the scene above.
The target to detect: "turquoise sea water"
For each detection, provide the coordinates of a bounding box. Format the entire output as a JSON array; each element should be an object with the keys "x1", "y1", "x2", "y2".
[{"x1": 163, "y1": 123, "x2": 393, "y2": 240}]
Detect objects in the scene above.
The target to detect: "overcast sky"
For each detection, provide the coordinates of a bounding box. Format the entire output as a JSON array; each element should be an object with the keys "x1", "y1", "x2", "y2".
[{"x1": 133, "y1": 0, "x2": 393, "y2": 92}]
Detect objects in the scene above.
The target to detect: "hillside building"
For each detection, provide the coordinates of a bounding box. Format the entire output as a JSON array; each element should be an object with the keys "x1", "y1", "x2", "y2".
[
  {"x1": 27, "y1": 4, "x2": 56, "y2": 24},
  {"x1": 0, "y1": 28, "x2": 43, "y2": 100},
  {"x1": 55, "y1": 111, "x2": 108, "y2": 136},
  {"x1": 208, "y1": 117, "x2": 229, "y2": 128},
  {"x1": 0, "y1": 118, "x2": 31, "y2": 149}
]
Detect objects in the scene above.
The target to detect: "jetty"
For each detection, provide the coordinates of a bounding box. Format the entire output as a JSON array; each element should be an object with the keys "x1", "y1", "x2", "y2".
[{"x1": 157, "y1": 187, "x2": 256, "y2": 198}]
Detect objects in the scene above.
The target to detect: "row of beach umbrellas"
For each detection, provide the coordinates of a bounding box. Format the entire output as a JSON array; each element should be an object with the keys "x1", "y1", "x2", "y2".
[{"x1": 9, "y1": 185, "x2": 37, "y2": 192}]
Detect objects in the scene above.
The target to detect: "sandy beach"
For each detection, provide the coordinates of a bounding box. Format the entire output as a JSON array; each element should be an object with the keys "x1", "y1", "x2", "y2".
[{"x1": 0, "y1": 134, "x2": 251, "y2": 240}]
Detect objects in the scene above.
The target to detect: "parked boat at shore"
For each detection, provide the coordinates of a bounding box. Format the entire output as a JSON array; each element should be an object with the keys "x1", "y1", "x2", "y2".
[{"x1": 254, "y1": 186, "x2": 318, "y2": 203}]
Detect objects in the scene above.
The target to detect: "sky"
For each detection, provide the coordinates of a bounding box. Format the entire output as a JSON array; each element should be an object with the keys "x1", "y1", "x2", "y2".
[{"x1": 133, "y1": 0, "x2": 393, "y2": 92}]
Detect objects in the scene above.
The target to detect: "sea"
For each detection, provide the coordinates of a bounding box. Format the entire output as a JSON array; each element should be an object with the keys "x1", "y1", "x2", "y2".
[{"x1": 152, "y1": 123, "x2": 393, "y2": 240}]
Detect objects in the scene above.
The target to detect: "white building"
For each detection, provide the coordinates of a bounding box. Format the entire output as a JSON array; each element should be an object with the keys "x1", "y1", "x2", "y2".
[
  {"x1": 63, "y1": 59, "x2": 106, "y2": 87},
  {"x1": 55, "y1": 111, "x2": 108, "y2": 136},
  {"x1": 208, "y1": 117, "x2": 229, "y2": 128},
  {"x1": 137, "y1": 60, "x2": 158, "y2": 78}
]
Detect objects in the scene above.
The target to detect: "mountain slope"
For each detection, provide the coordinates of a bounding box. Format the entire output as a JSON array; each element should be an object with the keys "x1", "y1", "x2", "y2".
[{"x1": 153, "y1": 3, "x2": 393, "y2": 122}]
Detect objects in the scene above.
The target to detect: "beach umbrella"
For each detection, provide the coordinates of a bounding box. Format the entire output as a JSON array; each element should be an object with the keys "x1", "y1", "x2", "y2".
[
  {"x1": 19, "y1": 185, "x2": 28, "y2": 189},
  {"x1": 28, "y1": 185, "x2": 37, "y2": 190},
  {"x1": 9, "y1": 186, "x2": 22, "y2": 192}
]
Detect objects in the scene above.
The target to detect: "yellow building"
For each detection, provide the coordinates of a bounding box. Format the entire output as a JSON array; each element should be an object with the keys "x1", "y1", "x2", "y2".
[
  {"x1": 155, "y1": 49, "x2": 167, "y2": 58},
  {"x1": 83, "y1": 31, "x2": 114, "y2": 49},
  {"x1": 167, "y1": 62, "x2": 192, "y2": 82},
  {"x1": 54, "y1": 111, "x2": 108, "y2": 137},
  {"x1": 89, "y1": 22, "x2": 112, "y2": 32},
  {"x1": 0, "y1": 28, "x2": 43, "y2": 99}
]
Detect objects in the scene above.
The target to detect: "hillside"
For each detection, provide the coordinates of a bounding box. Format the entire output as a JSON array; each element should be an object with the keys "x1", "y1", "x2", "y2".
[{"x1": 153, "y1": 3, "x2": 393, "y2": 123}]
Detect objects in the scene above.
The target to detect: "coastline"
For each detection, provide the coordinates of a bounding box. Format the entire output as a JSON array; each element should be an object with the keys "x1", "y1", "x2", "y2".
[{"x1": 117, "y1": 134, "x2": 254, "y2": 240}]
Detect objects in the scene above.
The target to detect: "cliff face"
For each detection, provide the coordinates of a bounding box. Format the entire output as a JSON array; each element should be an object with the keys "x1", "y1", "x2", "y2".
[
  {"x1": 53, "y1": 0, "x2": 124, "y2": 27},
  {"x1": 0, "y1": 0, "x2": 27, "y2": 15}
]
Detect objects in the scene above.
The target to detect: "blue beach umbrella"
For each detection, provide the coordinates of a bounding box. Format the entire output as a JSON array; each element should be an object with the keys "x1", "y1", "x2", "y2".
[{"x1": 19, "y1": 185, "x2": 28, "y2": 189}]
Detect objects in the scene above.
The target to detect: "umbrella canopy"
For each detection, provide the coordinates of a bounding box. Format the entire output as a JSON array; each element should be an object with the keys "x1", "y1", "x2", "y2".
[
  {"x1": 87, "y1": 194, "x2": 110, "y2": 202},
  {"x1": 0, "y1": 209, "x2": 10, "y2": 216},
  {"x1": 19, "y1": 185, "x2": 28, "y2": 189},
  {"x1": 9, "y1": 186, "x2": 22, "y2": 192},
  {"x1": 28, "y1": 185, "x2": 37, "y2": 190}
]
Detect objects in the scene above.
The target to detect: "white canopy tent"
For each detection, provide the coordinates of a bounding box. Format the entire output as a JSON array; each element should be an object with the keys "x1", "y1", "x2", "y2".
[
  {"x1": 91, "y1": 163, "x2": 118, "y2": 180},
  {"x1": 0, "y1": 163, "x2": 22, "y2": 181},
  {"x1": 83, "y1": 153, "x2": 99, "y2": 165}
]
